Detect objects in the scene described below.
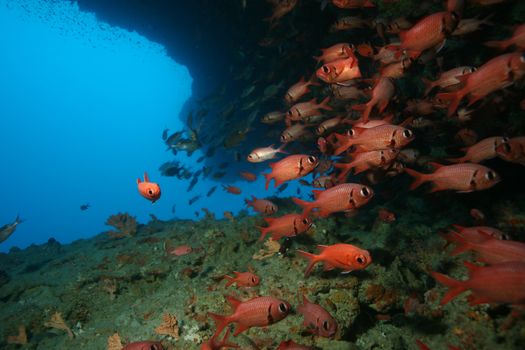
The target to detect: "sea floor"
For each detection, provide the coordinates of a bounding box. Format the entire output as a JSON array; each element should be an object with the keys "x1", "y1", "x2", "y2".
[{"x1": 1, "y1": 194, "x2": 524, "y2": 350}]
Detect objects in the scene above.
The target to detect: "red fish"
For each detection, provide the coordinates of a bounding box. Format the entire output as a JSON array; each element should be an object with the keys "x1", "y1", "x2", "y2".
[
  {"x1": 316, "y1": 47, "x2": 361, "y2": 83},
  {"x1": 297, "y1": 294, "x2": 338, "y2": 338},
  {"x1": 334, "y1": 149, "x2": 399, "y2": 180},
  {"x1": 485, "y1": 24, "x2": 525, "y2": 51},
  {"x1": 313, "y1": 43, "x2": 353, "y2": 64},
  {"x1": 223, "y1": 185, "x2": 242, "y2": 195},
  {"x1": 415, "y1": 340, "x2": 461, "y2": 350},
  {"x1": 285, "y1": 76, "x2": 319, "y2": 104},
  {"x1": 447, "y1": 136, "x2": 508, "y2": 163},
  {"x1": 437, "y1": 53, "x2": 525, "y2": 116},
  {"x1": 316, "y1": 116, "x2": 343, "y2": 135},
  {"x1": 334, "y1": 124, "x2": 414, "y2": 155},
  {"x1": 257, "y1": 213, "x2": 312, "y2": 241},
  {"x1": 332, "y1": 0, "x2": 375, "y2": 8},
  {"x1": 248, "y1": 144, "x2": 287, "y2": 163},
  {"x1": 442, "y1": 225, "x2": 507, "y2": 245},
  {"x1": 292, "y1": 183, "x2": 374, "y2": 218},
  {"x1": 396, "y1": 11, "x2": 459, "y2": 58},
  {"x1": 496, "y1": 136, "x2": 525, "y2": 165},
  {"x1": 431, "y1": 261, "x2": 525, "y2": 305},
  {"x1": 137, "y1": 172, "x2": 161, "y2": 203},
  {"x1": 168, "y1": 245, "x2": 193, "y2": 257},
  {"x1": 277, "y1": 340, "x2": 313, "y2": 350},
  {"x1": 378, "y1": 208, "x2": 396, "y2": 222},
  {"x1": 245, "y1": 196, "x2": 278, "y2": 215},
  {"x1": 239, "y1": 171, "x2": 257, "y2": 182},
  {"x1": 297, "y1": 243, "x2": 372, "y2": 277},
  {"x1": 281, "y1": 123, "x2": 309, "y2": 143},
  {"x1": 405, "y1": 162, "x2": 500, "y2": 193},
  {"x1": 352, "y1": 77, "x2": 395, "y2": 122},
  {"x1": 421, "y1": 66, "x2": 476, "y2": 95},
  {"x1": 264, "y1": 154, "x2": 318, "y2": 189},
  {"x1": 447, "y1": 230, "x2": 525, "y2": 264},
  {"x1": 264, "y1": 0, "x2": 298, "y2": 27},
  {"x1": 200, "y1": 329, "x2": 238, "y2": 350},
  {"x1": 380, "y1": 58, "x2": 413, "y2": 79},
  {"x1": 356, "y1": 43, "x2": 374, "y2": 57},
  {"x1": 122, "y1": 342, "x2": 163, "y2": 350},
  {"x1": 287, "y1": 97, "x2": 332, "y2": 121},
  {"x1": 208, "y1": 295, "x2": 291, "y2": 336},
  {"x1": 223, "y1": 271, "x2": 260, "y2": 288}
]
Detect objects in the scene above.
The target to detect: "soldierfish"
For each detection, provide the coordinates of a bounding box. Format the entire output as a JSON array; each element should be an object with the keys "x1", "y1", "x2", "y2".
[
  {"x1": 287, "y1": 97, "x2": 333, "y2": 121},
  {"x1": 334, "y1": 149, "x2": 399, "y2": 180},
  {"x1": 485, "y1": 24, "x2": 525, "y2": 51},
  {"x1": 247, "y1": 144, "x2": 287, "y2": 163},
  {"x1": 245, "y1": 196, "x2": 278, "y2": 215},
  {"x1": 137, "y1": 172, "x2": 161, "y2": 203},
  {"x1": 334, "y1": 124, "x2": 414, "y2": 155},
  {"x1": 122, "y1": 342, "x2": 163, "y2": 350},
  {"x1": 297, "y1": 243, "x2": 372, "y2": 277},
  {"x1": 257, "y1": 213, "x2": 312, "y2": 241},
  {"x1": 405, "y1": 162, "x2": 500, "y2": 193},
  {"x1": 447, "y1": 136, "x2": 508, "y2": 163},
  {"x1": 200, "y1": 329, "x2": 238, "y2": 350},
  {"x1": 222, "y1": 271, "x2": 260, "y2": 288},
  {"x1": 208, "y1": 295, "x2": 291, "y2": 336},
  {"x1": 351, "y1": 77, "x2": 396, "y2": 122},
  {"x1": 292, "y1": 183, "x2": 374, "y2": 217},
  {"x1": 264, "y1": 155, "x2": 318, "y2": 189},
  {"x1": 316, "y1": 47, "x2": 362, "y2": 83},
  {"x1": 421, "y1": 66, "x2": 476, "y2": 95},
  {"x1": 496, "y1": 136, "x2": 525, "y2": 165},
  {"x1": 297, "y1": 294, "x2": 338, "y2": 338},
  {"x1": 431, "y1": 261, "x2": 525, "y2": 306},
  {"x1": 313, "y1": 43, "x2": 353, "y2": 64},
  {"x1": 285, "y1": 76, "x2": 319, "y2": 104}
]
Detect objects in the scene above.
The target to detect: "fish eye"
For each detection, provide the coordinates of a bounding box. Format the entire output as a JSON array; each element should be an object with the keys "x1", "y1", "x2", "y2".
[
  {"x1": 151, "y1": 345, "x2": 159, "y2": 350},
  {"x1": 502, "y1": 143, "x2": 512, "y2": 153},
  {"x1": 280, "y1": 135, "x2": 287, "y2": 142},
  {"x1": 360, "y1": 186, "x2": 370, "y2": 197},
  {"x1": 521, "y1": 54, "x2": 525, "y2": 63},
  {"x1": 322, "y1": 65, "x2": 329, "y2": 73},
  {"x1": 251, "y1": 276, "x2": 257, "y2": 283},
  {"x1": 148, "y1": 189, "x2": 153, "y2": 195},
  {"x1": 403, "y1": 129, "x2": 413, "y2": 138},
  {"x1": 356, "y1": 255, "x2": 366, "y2": 264},
  {"x1": 302, "y1": 218, "x2": 310, "y2": 225},
  {"x1": 307, "y1": 156, "x2": 317, "y2": 164},
  {"x1": 485, "y1": 171, "x2": 496, "y2": 181},
  {"x1": 450, "y1": 11, "x2": 459, "y2": 21},
  {"x1": 248, "y1": 154, "x2": 254, "y2": 159},
  {"x1": 278, "y1": 303, "x2": 288, "y2": 313},
  {"x1": 502, "y1": 137, "x2": 509, "y2": 143},
  {"x1": 347, "y1": 129, "x2": 355, "y2": 136},
  {"x1": 323, "y1": 320, "x2": 330, "y2": 331}
]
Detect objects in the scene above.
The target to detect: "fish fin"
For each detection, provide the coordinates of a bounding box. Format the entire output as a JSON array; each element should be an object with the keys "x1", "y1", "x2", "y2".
[
  {"x1": 316, "y1": 244, "x2": 328, "y2": 252},
  {"x1": 484, "y1": 39, "x2": 511, "y2": 50},
  {"x1": 353, "y1": 163, "x2": 369, "y2": 174},
  {"x1": 311, "y1": 189, "x2": 324, "y2": 200},
  {"x1": 233, "y1": 323, "x2": 249, "y2": 336},
  {"x1": 399, "y1": 30, "x2": 408, "y2": 43},
  {"x1": 404, "y1": 168, "x2": 430, "y2": 190},
  {"x1": 318, "y1": 96, "x2": 333, "y2": 111},
  {"x1": 223, "y1": 275, "x2": 235, "y2": 287},
  {"x1": 448, "y1": 232, "x2": 472, "y2": 256},
  {"x1": 383, "y1": 113, "x2": 395, "y2": 124},
  {"x1": 136, "y1": 178, "x2": 142, "y2": 184},
  {"x1": 323, "y1": 262, "x2": 335, "y2": 271},
  {"x1": 296, "y1": 250, "x2": 319, "y2": 277},
  {"x1": 208, "y1": 312, "x2": 229, "y2": 336},
  {"x1": 463, "y1": 261, "x2": 482, "y2": 274},
  {"x1": 446, "y1": 156, "x2": 466, "y2": 164},
  {"x1": 475, "y1": 229, "x2": 496, "y2": 241},
  {"x1": 277, "y1": 144, "x2": 289, "y2": 154},
  {"x1": 292, "y1": 197, "x2": 314, "y2": 217},
  {"x1": 263, "y1": 173, "x2": 272, "y2": 190},
  {"x1": 437, "y1": 89, "x2": 467, "y2": 117},
  {"x1": 143, "y1": 172, "x2": 150, "y2": 182},
  {"x1": 421, "y1": 77, "x2": 435, "y2": 96},
  {"x1": 430, "y1": 272, "x2": 466, "y2": 305},
  {"x1": 256, "y1": 226, "x2": 269, "y2": 242},
  {"x1": 467, "y1": 294, "x2": 492, "y2": 306},
  {"x1": 352, "y1": 103, "x2": 366, "y2": 112},
  {"x1": 225, "y1": 295, "x2": 242, "y2": 309},
  {"x1": 399, "y1": 116, "x2": 413, "y2": 128}
]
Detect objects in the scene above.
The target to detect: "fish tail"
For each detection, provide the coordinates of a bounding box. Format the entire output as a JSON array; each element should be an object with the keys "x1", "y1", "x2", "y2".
[
  {"x1": 263, "y1": 173, "x2": 272, "y2": 190},
  {"x1": 352, "y1": 103, "x2": 371, "y2": 122},
  {"x1": 277, "y1": 144, "x2": 289, "y2": 154},
  {"x1": 222, "y1": 275, "x2": 235, "y2": 287},
  {"x1": 292, "y1": 197, "x2": 313, "y2": 217},
  {"x1": 421, "y1": 77, "x2": 435, "y2": 96},
  {"x1": 15, "y1": 214, "x2": 24, "y2": 225},
  {"x1": 404, "y1": 168, "x2": 430, "y2": 190},
  {"x1": 208, "y1": 312, "x2": 229, "y2": 336},
  {"x1": 437, "y1": 89, "x2": 466, "y2": 117},
  {"x1": 447, "y1": 231, "x2": 472, "y2": 256},
  {"x1": 318, "y1": 96, "x2": 333, "y2": 111},
  {"x1": 256, "y1": 226, "x2": 268, "y2": 242},
  {"x1": 430, "y1": 271, "x2": 467, "y2": 305},
  {"x1": 484, "y1": 39, "x2": 511, "y2": 50},
  {"x1": 296, "y1": 250, "x2": 319, "y2": 277}
]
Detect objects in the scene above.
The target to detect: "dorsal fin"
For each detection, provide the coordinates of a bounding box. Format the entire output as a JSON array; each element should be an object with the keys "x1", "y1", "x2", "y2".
[
  {"x1": 312, "y1": 189, "x2": 324, "y2": 200},
  {"x1": 317, "y1": 244, "x2": 329, "y2": 253},
  {"x1": 399, "y1": 30, "x2": 408, "y2": 43},
  {"x1": 143, "y1": 172, "x2": 150, "y2": 182},
  {"x1": 225, "y1": 295, "x2": 242, "y2": 309},
  {"x1": 463, "y1": 261, "x2": 481, "y2": 275}
]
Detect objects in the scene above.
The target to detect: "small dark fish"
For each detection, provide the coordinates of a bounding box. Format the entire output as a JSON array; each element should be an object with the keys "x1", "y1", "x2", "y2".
[
  {"x1": 193, "y1": 169, "x2": 203, "y2": 178},
  {"x1": 187, "y1": 177, "x2": 198, "y2": 192},
  {"x1": 197, "y1": 155, "x2": 206, "y2": 163},
  {"x1": 171, "y1": 205, "x2": 176, "y2": 214},
  {"x1": 207, "y1": 185, "x2": 218, "y2": 197},
  {"x1": 234, "y1": 151, "x2": 241, "y2": 162},
  {"x1": 277, "y1": 183, "x2": 289, "y2": 193},
  {"x1": 219, "y1": 162, "x2": 229, "y2": 169},
  {"x1": 195, "y1": 211, "x2": 200, "y2": 217},
  {"x1": 165, "y1": 131, "x2": 183, "y2": 145},
  {"x1": 213, "y1": 171, "x2": 226, "y2": 179},
  {"x1": 162, "y1": 128, "x2": 169, "y2": 141},
  {"x1": 189, "y1": 195, "x2": 201, "y2": 205},
  {"x1": 296, "y1": 188, "x2": 301, "y2": 195},
  {"x1": 80, "y1": 204, "x2": 90, "y2": 211},
  {"x1": 0, "y1": 215, "x2": 23, "y2": 243}
]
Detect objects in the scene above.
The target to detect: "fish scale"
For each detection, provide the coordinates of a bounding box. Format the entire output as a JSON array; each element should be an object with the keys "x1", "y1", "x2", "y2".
[{"x1": 335, "y1": 124, "x2": 413, "y2": 155}]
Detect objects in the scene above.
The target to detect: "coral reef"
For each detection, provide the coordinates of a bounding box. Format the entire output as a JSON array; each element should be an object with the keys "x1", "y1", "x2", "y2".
[{"x1": 105, "y1": 213, "x2": 138, "y2": 238}]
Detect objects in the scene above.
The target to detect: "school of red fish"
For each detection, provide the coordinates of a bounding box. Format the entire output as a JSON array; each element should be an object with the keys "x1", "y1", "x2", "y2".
[{"x1": 133, "y1": 0, "x2": 525, "y2": 349}]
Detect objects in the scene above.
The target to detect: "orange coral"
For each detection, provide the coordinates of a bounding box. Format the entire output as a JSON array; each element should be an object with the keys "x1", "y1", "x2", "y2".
[
  {"x1": 105, "y1": 213, "x2": 138, "y2": 238},
  {"x1": 6, "y1": 325, "x2": 27, "y2": 345},
  {"x1": 44, "y1": 312, "x2": 74, "y2": 338},
  {"x1": 107, "y1": 332, "x2": 123, "y2": 350},
  {"x1": 252, "y1": 240, "x2": 280, "y2": 260},
  {"x1": 154, "y1": 313, "x2": 179, "y2": 340}
]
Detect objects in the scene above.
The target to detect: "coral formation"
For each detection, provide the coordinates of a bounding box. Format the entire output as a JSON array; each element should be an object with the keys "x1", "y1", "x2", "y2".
[{"x1": 105, "y1": 213, "x2": 138, "y2": 238}]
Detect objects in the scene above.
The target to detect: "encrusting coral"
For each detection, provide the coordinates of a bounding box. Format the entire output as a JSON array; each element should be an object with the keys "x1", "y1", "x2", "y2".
[
  {"x1": 44, "y1": 312, "x2": 74, "y2": 339},
  {"x1": 252, "y1": 240, "x2": 281, "y2": 260},
  {"x1": 6, "y1": 325, "x2": 27, "y2": 345},
  {"x1": 154, "y1": 313, "x2": 180, "y2": 340},
  {"x1": 107, "y1": 332, "x2": 123, "y2": 350},
  {"x1": 105, "y1": 213, "x2": 138, "y2": 238}
]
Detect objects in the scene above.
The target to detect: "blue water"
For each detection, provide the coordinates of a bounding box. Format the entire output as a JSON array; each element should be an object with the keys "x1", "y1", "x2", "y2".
[{"x1": 0, "y1": 0, "x2": 306, "y2": 253}]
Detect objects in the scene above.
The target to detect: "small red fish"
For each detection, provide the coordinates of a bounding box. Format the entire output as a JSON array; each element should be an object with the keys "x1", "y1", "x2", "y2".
[
  {"x1": 447, "y1": 136, "x2": 507, "y2": 163},
  {"x1": 223, "y1": 185, "x2": 242, "y2": 195},
  {"x1": 332, "y1": 0, "x2": 375, "y2": 9},
  {"x1": 334, "y1": 149, "x2": 399, "y2": 180},
  {"x1": 316, "y1": 116, "x2": 343, "y2": 135},
  {"x1": 485, "y1": 24, "x2": 525, "y2": 51},
  {"x1": 313, "y1": 43, "x2": 353, "y2": 64},
  {"x1": 405, "y1": 162, "x2": 500, "y2": 193},
  {"x1": 264, "y1": 0, "x2": 298, "y2": 27},
  {"x1": 223, "y1": 271, "x2": 260, "y2": 288},
  {"x1": 285, "y1": 76, "x2": 319, "y2": 104},
  {"x1": 312, "y1": 175, "x2": 337, "y2": 189},
  {"x1": 447, "y1": 230, "x2": 525, "y2": 265},
  {"x1": 441, "y1": 225, "x2": 507, "y2": 246},
  {"x1": 378, "y1": 208, "x2": 396, "y2": 222},
  {"x1": 257, "y1": 213, "x2": 312, "y2": 241},
  {"x1": 245, "y1": 196, "x2": 278, "y2": 215},
  {"x1": 239, "y1": 171, "x2": 257, "y2": 182},
  {"x1": 208, "y1": 295, "x2": 291, "y2": 336},
  {"x1": 200, "y1": 329, "x2": 238, "y2": 350},
  {"x1": 421, "y1": 66, "x2": 476, "y2": 95},
  {"x1": 297, "y1": 294, "x2": 338, "y2": 338},
  {"x1": 248, "y1": 144, "x2": 287, "y2": 163},
  {"x1": 431, "y1": 261, "x2": 525, "y2": 306},
  {"x1": 287, "y1": 97, "x2": 332, "y2": 121},
  {"x1": 277, "y1": 340, "x2": 313, "y2": 350},
  {"x1": 334, "y1": 124, "x2": 414, "y2": 155},
  {"x1": 293, "y1": 183, "x2": 374, "y2": 218},
  {"x1": 137, "y1": 172, "x2": 161, "y2": 203},
  {"x1": 437, "y1": 53, "x2": 525, "y2": 116},
  {"x1": 351, "y1": 77, "x2": 395, "y2": 122},
  {"x1": 455, "y1": 128, "x2": 478, "y2": 147},
  {"x1": 264, "y1": 155, "x2": 318, "y2": 189},
  {"x1": 122, "y1": 342, "x2": 163, "y2": 350},
  {"x1": 168, "y1": 245, "x2": 193, "y2": 257},
  {"x1": 316, "y1": 47, "x2": 361, "y2": 83},
  {"x1": 297, "y1": 243, "x2": 372, "y2": 277},
  {"x1": 496, "y1": 136, "x2": 525, "y2": 165}
]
